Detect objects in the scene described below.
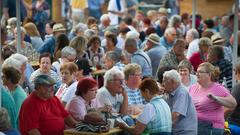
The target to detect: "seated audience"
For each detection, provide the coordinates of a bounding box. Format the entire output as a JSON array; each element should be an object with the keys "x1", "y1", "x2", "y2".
[
  {"x1": 96, "y1": 67, "x2": 128, "y2": 114},
  {"x1": 163, "y1": 70, "x2": 197, "y2": 134},
  {"x1": 19, "y1": 75, "x2": 77, "y2": 135},
  {"x1": 55, "y1": 62, "x2": 78, "y2": 106},
  {"x1": 118, "y1": 78, "x2": 172, "y2": 135}
]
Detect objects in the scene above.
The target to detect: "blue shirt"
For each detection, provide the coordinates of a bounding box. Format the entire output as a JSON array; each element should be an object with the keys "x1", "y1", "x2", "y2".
[
  {"x1": 131, "y1": 50, "x2": 152, "y2": 78},
  {"x1": 147, "y1": 44, "x2": 167, "y2": 77},
  {"x1": 124, "y1": 85, "x2": 145, "y2": 105},
  {"x1": 88, "y1": 0, "x2": 104, "y2": 10},
  {"x1": 165, "y1": 85, "x2": 197, "y2": 135},
  {"x1": 159, "y1": 37, "x2": 173, "y2": 52},
  {"x1": 38, "y1": 36, "x2": 55, "y2": 55}
]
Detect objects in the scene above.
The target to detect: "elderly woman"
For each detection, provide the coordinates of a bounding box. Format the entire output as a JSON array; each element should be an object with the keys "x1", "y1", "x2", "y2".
[
  {"x1": 0, "y1": 108, "x2": 20, "y2": 135},
  {"x1": 118, "y1": 78, "x2": 172, "y2": 135},
  {"x1": 56, "y1": 62, "x2": 78, "y2": 106},
  {"x1": 189, "y1": 37, "x2": 212, "y2": 71},
  {"x1": 66, "y1": 77, "x2": 109, "y2": 121},
  {"x1": 177, "y1": 59, "x2": 197, "y2": 91},
  {"x1": 225, "y1": 60, "x2": 240, "y2": 135},
  {"x1": 2, "y1": 67, "x2": 27, "y2": 128},
  {"x1": 123, "y1": 63, "x2": 145, "y2": 115},
  {"x1": 189, "y1": 62, "x2": 237, "y2": 135}
]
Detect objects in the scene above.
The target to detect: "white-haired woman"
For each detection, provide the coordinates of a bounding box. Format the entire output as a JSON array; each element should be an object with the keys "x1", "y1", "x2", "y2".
[{"x1": 96, "y1": 67, "x2": 128, "y2": 114}]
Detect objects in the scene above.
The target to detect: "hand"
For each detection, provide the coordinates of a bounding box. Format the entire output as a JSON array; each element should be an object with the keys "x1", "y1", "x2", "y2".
[
  {"x1": 207, "y1": 93, "x2": 218, "y2": 101},
  {"x1": 98, "y1": 105, "x2": 112, "y2": 113}
]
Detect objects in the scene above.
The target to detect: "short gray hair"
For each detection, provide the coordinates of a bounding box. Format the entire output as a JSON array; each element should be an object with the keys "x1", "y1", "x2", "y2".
[
  {"x1": 100, "y1": 14, "x2": 110, "y2": 22},
  {"x1": 169, "y1": 15, "x2": 181, "y2": 27},
  {"x1": 105, "y1": 51, "x2": 120, "y2": 64},
  {"x1": 164, "y1": 27, "x2": 176, "y2": 36},
  {"x1": 163, "y1": 69, "x2": 181, "y2": 84},
  {"x1": 0, "y1": 108, "x2": 11, "y2": 131},
  {"x1": 75, "y1": 23, "x2": 87, "y2": 33},
  {"x1": 61, "y1": 46, "x2": 76, "y2": 58},
  {"x1": 187, "y1": 29, "x2": 199, "y2": 39},
  {"x1": 84, "y1": 29, "x2": 96, "y2": 39},
  {"x1": 199, "y1": 37, "x2": 212, "y2": 48},
  {"x1": 125, "y1": 38, "x2": 137, "y2": 49},
  {"x1": 104, "y1": 67, "x2": 124, "y2": 86},
  {"x1": 2, "y1": 57, "x2": 22, "y2": 70},
  {"x1": 10, "y1": 53, "x2": 28, "y2": 64}
]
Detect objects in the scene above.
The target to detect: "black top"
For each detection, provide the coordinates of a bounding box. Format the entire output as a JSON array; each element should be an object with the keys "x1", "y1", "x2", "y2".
[{"x1": 228, "y1": 83, "x2": 240, "y2": 126}]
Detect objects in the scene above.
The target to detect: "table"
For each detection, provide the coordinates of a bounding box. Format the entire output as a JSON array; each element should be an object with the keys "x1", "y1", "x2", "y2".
[{"x1": 64, "y1": 128, "x2": 123, "y2": 135}]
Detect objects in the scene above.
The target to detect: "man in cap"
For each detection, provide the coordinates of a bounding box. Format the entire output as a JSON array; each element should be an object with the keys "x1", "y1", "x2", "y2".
[
  {"x1": 38, "y1": 23, "x2": 66, "y2": 55},
  {"x1": 19, "y1": 75, "x2": 77, "y2": 135},
  {"x1": 145, "y1": 33, "x2": 167, "y2": 77}
]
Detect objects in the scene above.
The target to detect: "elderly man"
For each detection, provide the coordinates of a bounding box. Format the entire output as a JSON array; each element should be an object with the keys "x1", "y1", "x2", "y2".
[
  {"x1": 145, "y1": 33, "x2": 167, "y2": 77},
  {"x1": 159, "y1": 27, "x2": 177, "y2": 51},
  {"x1": 96, "y1": 67, "x2": 128, "y2": 114},
  {"x1": 103, "y1": 51, "x2": 125, "y2": 71},
  {"x1": 125, "y1": 38, "x2": 152, "y2": 78},
  {"x1": 52, "y1": 46, "x2": 77, "y2": 76},
  {"x1": 162, "y1": 70, "x2": 197, "y2": 135},
  {"x1": 158, "y1": 38, "x2": 186, "y2": 70},
  {"x1": 99, "y1": 14, "x2": 111, "y2": 38},
  {"x1": 186, "y1": 29, "x2": 200, "y2": 59},
  {"x1": 19, "y1": 75, "x2": 77, "y2": 135}
]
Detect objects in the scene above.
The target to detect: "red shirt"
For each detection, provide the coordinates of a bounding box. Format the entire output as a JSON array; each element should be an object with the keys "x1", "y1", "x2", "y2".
[
  {"x1": 189, "y1": 52, "x2": 205, "y2": 71},
  {"x1": 19, "y1": 92, "x2": 69, "y2": 135}
]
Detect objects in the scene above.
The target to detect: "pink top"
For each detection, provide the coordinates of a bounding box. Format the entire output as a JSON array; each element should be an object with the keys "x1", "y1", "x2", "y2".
[
  {"x1": 189, "y1": 83, "x2": 230, "y2": 128},
  {"x1": 66, "y1": 96, "x2": 100, "y2": 121}
]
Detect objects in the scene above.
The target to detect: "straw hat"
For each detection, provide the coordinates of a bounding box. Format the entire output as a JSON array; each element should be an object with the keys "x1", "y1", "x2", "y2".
[
  {"x1": 211, "y1": 33, "x2": 225, "y2": 45},
  {"x1": 147, "y1": 33, "x2": 160, "y2": 45},
  {"x1": 53, "y1": 23, "x2": 66, "y2": 32},
  {"x1": 126, "y1": 31, "x2": 140, "y2": 39},
  {"x1": 158, "y1": 8, "x2": 168, "y2": 14}
]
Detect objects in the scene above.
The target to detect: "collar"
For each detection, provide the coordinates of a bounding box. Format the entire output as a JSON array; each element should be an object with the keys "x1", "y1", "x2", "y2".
[{"x1": 169, "y1": 85, "x2": 182, "y2": 96}]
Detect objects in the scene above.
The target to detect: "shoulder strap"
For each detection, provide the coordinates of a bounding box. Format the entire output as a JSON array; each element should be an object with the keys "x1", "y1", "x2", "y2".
[{"x1": 133, "y1": 53, "x2": 151, "y2": 67}]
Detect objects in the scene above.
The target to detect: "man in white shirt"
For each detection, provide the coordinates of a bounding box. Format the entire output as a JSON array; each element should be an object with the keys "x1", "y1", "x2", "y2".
[
  {"x1": 186, "y1": 29, "x2": 200, "y2": 59},
  {"x1": 96, "y1": 67, "x2": 128, "y2": 114}
]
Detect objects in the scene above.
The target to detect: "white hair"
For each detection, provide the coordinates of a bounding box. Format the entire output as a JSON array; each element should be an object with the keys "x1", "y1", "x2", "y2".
[
  {"x1": 164, "y1": 27, "x2": 176, "y2": 36},
  {"x1": 84, "y1": 29, "x2": 96, "y2": 39},
  {"x1": 75, "y1": 23, "x2": 87, "y2": 33},
  {"x1": 2, "y1": 57, "x2": 22, "y2": 70},
  {"x1": 169, "y1": 15, "x2": 181, "y2": 27},
  {"x1": 100, "y1": 14, "x2": 110, "y2": 22},
  {"x1": 187, "y1": 28, "x2": 199, "y2": 39},
  {"x1": 10, "y1": 53, "x2": 28, "y2": 64},
  {"x1": 126, "y1": 31, "x2": 140, "y2": 39},
  {"x1": 61, "y1": 46, "x2": 76, "y2": 58},
  {"x1": 104, "y1": 67, "x2": 124, "y2": 86},
  {"x1": 163, "y1": 69, "x2": 181, "y2": 84}
]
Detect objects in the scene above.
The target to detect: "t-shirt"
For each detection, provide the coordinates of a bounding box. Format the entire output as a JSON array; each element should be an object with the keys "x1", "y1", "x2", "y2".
[
  {"x1": 57, "y1": 81, "x2": 78, "y2": 104},
  {"x1": 137, "y1": 103, "x2": 156, "y2": 125},
  {"x1": 96, "y1": 87, "x2": 123, "y2": 113},
  {"x1": 19, "y1": 93, "x2": 69, "y2": 135},
  {"x1": 189, "y1": 83, "x2": 230, "y2": 128},
  {"x1": 66, "y1": 96, "x2": 100, "y2": 121}
]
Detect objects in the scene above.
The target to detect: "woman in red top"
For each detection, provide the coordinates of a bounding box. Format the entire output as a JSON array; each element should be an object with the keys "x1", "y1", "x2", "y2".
[{"x1": 189, "y1": 37, "x2": 212, "y2": 71}]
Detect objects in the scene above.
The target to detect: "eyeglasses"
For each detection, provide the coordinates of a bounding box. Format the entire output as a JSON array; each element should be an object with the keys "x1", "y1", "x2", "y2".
[
  {"x1": 110, "y1": 79, "x2": 125, "y2": 84},
  {"x1": 196, "y1": 71, "x2": 209, "y2": 74},
  {"x1": 129, "y1": 73, "x2": 142, "y2": 78}
]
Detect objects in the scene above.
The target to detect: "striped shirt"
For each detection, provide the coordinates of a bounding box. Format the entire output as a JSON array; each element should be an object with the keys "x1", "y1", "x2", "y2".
[{"x1": 124, "y1": 85, "x2": 145, "y2": 105}]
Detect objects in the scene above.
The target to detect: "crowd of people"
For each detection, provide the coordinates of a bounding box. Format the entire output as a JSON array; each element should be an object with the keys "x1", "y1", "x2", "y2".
[{"x1": 1, "y1": 0, "x2": 240, "y2": 135}]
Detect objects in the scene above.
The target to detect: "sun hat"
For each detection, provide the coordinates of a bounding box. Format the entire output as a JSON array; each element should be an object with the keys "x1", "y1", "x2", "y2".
[
  {"x1": 147, "y1": 33, "x2": 160, "y2": 45},
  {"x1": 211, "y1": 33, "x2": 225, "y2": 45},
  {"x1": 53, "y1": 23, "x2": 66, "y2": 32}
]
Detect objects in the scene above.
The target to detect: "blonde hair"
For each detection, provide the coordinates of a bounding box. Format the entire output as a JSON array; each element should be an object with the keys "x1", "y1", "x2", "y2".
[
  {"x1": 199, "y1": 62, "x2": 220, "y2": 81},
  {"x1": 123, "y1": 63, "x2": 142, "y2": 80},
  {"x1": 69, "y1": 36, "x2": 88, "y2": 55},
  {"x1": 60, "y1": 62, "x2": 78, "y2": 75},
  {"x1": 24, "y1": 22, "x2": 40, "y2": 37}
]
